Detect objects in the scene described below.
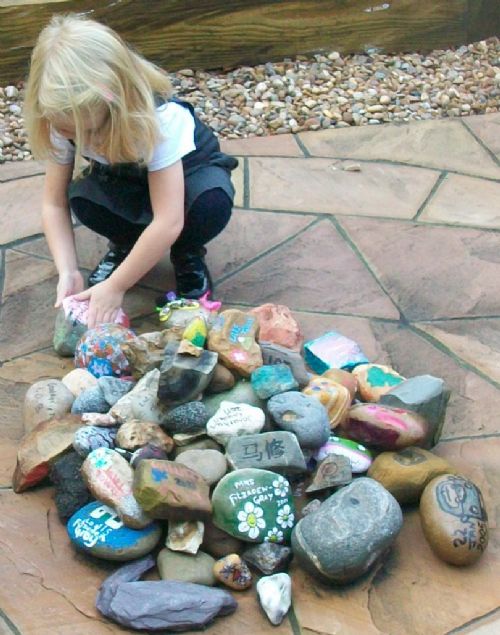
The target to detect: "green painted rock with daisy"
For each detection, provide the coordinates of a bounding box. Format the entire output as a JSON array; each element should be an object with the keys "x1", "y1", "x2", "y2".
[{"x1": 211, "y1": 468, "x2": 296, "y2": 544}]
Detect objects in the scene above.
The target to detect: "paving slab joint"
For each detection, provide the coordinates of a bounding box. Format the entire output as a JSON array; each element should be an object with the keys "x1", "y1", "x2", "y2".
[
  {"x1": 460, "y1": 119, "x2": 500, "y2": 169},
  {"x1": 412, "y1": 171, "x2": 448, "y2": 221}
]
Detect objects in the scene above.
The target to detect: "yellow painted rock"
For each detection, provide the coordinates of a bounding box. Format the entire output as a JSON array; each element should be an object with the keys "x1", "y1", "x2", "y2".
[
  {"x1": 302, "y1": 376, "x2": 351, "y2": 428},
  {"x1": 322, "y1": 368, "x2": 358, "y2": 400},
  {"x1": 183, "y1": 317, "x2": 208, "y2": 348},
  {"x1": 352, "y1": 363, "x2": 405, "y2": 402}
]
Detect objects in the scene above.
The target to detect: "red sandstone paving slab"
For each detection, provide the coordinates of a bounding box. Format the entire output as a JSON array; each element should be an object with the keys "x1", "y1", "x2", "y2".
[
  {"x1": 420, "y1": 174, "x2": 500, "y2": 229},
  {"x1": 337, "y1": 217, "x2": 500, "y2": 321},
  {"x1": 221, "y1": 133, "x2": 303, "y2": 157},
  {"x1": 0, "y1": 159, "x2": 44, "y2": 182},
  {"x1": 248, "y1": 156, "x2": 438, "y2": 218},
  {"x1": 3, "y1": 250, "x2": 56, "y2": 296},
  {"x1": 0, "y1": 175, "x2": 44, "y2": 245},
  {"x1": 453, "y1": 611, "x2": 500, "y2": 634},
  {"x1": 297, "y1": 119, "x2": 500, "y2": 179},
  {"x1": 463, "y1": 112, "x2": 500, "y2": 159},
  {"x1": 216, "y1": 220, "x2": 399, "y2": 319}
]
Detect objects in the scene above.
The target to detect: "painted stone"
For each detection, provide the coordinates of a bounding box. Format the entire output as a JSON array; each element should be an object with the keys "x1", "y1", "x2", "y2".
[
  {"x1": 62, "y1": 368, "x2": 98, "y2": 397},
  {"x1": 73, "y1": 425, "x2": 118, "y2": 457},
  {"x1": 157, "y1": 548, "x2": 216, "y2": 586},
  {"x1": 226, "y1": 431, "x2": 307, "y2": 475},
  {"x1": 183, "y1": 317, "x2": 208, "y2": 348},
  {"x1": 75, "y1": 324, "x2": 137, "y2": 378},
  {"x1": 49, "y1": 451, "x2": 92, "y2": 522},
  {"x1": 161, "y1": 304, "x2": 213, "y2": 329},
  {"x1": 175, "y1": 438, "x2": 222, "y2": 457},
  {"x1": 158, "y1": 340, "x2": 218, "y2": 406},
  {"x1": 202, "y1": 520, "x2": 244, "y2": 559},
  {"x1": 166, "y1": 520, "x2": 205, "y2": 554},
  {"x1": 306, "y1": 454, "x2": 352, "y2": 493},
  {"x1": 95, "y1": 555, "x2": 237, "y2": 631},
  {"x1": 368, "y1": 447, "x2": 456, "y2": 504},
  {"x1": 292, "y1": 478, "x2": 403, "y2": 584},
  {"x1": 304, "y1": 331, "x2": 368, "y2": 374},
  {"x1": 161, "y1": 401, "x2": 209, "y2": 434},
  {"x1": 267, "y1": 391, "x2": 330, "y2": 449},
  {"x1": 71, "y1": 386, "x2": 109, "y2": 415},
  {"x1": 256, "y1": 573, "x2": 292, "y2": 625},
  {"x1": 206, "y1": 363, "x2": 236, "y2": 394},
  {"x1": 250, "y1": 364, "x2": 299, "y2": 399},
  {"x1": 314, "y1": 435, "x2": 373, "y2": 473},
  {"x1": 67, "y1": 501, "x2": 161, "y2": 561},
  {"x1": 98, "y1": 376, "x2": 135, "y2": 406},
  {"x1": 12, "y1": 415, "x2": 83, "y2": 493},
  {"x1": 82, "y1": 448, "x2": 151, "y2": 529},
  {"x1": 206, "y1": 401, "x2": 265, "y2": 445},
  {"x1": 322, "y1": 368, "x2": 358, "y2": 400},
  {"x1": 111, "y1": 369, "x2": 161, "y2": 424},
  {"x1": 249, "y1": 303, "x2": 303, "y2": 352},
  {"x1": 212, "y1": 469, "x2": 296, "y2": 544},
  {"x1": 115, "y1": 420, "x2": 174, "y2": 454},
  {"x1": 242, "y1": 542, "x2": 293, "y2": 575},
  {"x1": 343, "y1": 403, "x2": 428, "y2": 450},
  {"x1": 260, "y1": 342, "x2": 309, "y2": 387},
  {"x1": 177, "y1": 339, "x2": 203, "y2": 357},
  {"x1": 380, "y1": 374, "x2": 450, "y2": 447},
  {"x1": 207, "y1": 309, "x2": 263, "y2": 377},
  {"x1": 133, "y1": 459, "x2": 212, "y2": 520},
  {"x1": 121, "y1": 329, "x2": 182, "y2": 379},
  {"x1": 23, "y1": 379, "x2": 75, "y2": 433},
  {"x1": 213, "y1": 554, "x2": 252, "y2": 590},
  {"x1": 175, "y1": 449, "x2": 227, "y2": 485},
  {"x1": 420, "y1": 474, "x2": 489, "y2": 565},
  {"x1": 352, "y1": 363, "x2": 405, "y2": 402},
  {"x1": 130, "y1": 443, "x2": 169, "y2": 468},
  {"x1": 302, "y1": 376, "x2": 351, "y2": 428},
  {"x1": 82, "y1": 412, "x2": 118, "y2": 427},
  {"x1": 203, "y1": 380, "x2": 265, "y2": 418}
]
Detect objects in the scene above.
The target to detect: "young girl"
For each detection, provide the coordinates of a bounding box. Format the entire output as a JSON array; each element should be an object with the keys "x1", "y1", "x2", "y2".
[{"x1": 24, "y1": 14, "x2": 238, "y2": 328}]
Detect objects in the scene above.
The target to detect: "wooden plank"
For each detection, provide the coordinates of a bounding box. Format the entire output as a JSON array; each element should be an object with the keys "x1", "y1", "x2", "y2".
[{"x1": 0, "y1": 0, "x2": 494, "y2": 84}]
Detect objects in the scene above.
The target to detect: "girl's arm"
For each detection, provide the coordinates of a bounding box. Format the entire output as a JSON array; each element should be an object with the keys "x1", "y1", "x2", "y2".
[{"x1": 42, "y1": 160, "x2": 85, "y2": 306}]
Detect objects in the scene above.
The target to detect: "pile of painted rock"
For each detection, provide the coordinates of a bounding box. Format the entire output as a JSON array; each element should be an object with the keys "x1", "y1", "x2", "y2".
[{"x1": 13, "y1": 297, "x2": 489, "y2": 631}]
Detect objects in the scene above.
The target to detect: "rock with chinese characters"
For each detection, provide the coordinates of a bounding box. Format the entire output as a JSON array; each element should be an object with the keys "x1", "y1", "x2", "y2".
[
  {"x1": 62, "y1": 368, "x2": 98, "y2": 397},
  {"x1": 420, "y1": 474, "x2": 488, "y2": 565},
  {"x1": 226, "y1": 431, "x2": 307, "y2": 475},
  {"x1": 256, "y1": 573, "x2": 292, "y2": 625},
  {"x1": 73, "y1": 425, "x2": 118, "y2": 458},
  {"x1": 202, "y1": 520, "x2": 245, "y2": 558},
  {"x1": 133, "y1": 459, "x2": 212, "y2": 520},
  {"x1": 343, "y1": 403, "x2": 428, "y2": 450},
  {"x1": 166, "y1": 520, "x2": 205, "y2": 554},
  {"x1": 23, "y1": 379, "x2": 75, "y2": 433},
  {"x1": 98, "y1": 376, "x2": 135, "y2": 406},
  {"x1": 71, "y1": 386, "x2": 109, "y2": 415},
  {"x1": 304, "y1": 331, "x2": 368, "y2": 374},
  {"x1": 49, "y1": 451, "x2": 93, "y2": 522},
  {"x1": 242, "y1": 542, "x2": 293, "y2": 575},
  {"x1": 175, "y1": 449, "x2": 227, "y2": 485},
  {"x1": 161, "y1": 401, "x2": 209, "y2": 435},
  {"x1": 207, "y1": 309, "x2": 263, "y2": 377},
  {"x1": 158, "y1": 340, "x2": 218, "y2": 406},
  {"x1": 302, "y1": 376, "x2": 351, "y2": 428},
  {"x1": 267, "y1": 391, "x2": 330, "y2": 449},
  {"x1": 75, "y1": 323, "x2": 137, "y2": 378},
  {"x1": 115, "y1": 420, "x2": 174, "y2": 454},
  {"x1": 306, "y1": 454, "x2": 352, "y2": 493},
  {"x1": 203, "y1": 380, "x2": 265, "y2": 418},
  {"x1": 249, "y1": 304, "x2": 303, "y2": 352},
  {"x1": 213, "y1": 553, "x2": 253, "y2": 590},
  {"x1": 212, "y1": 468, "x2": 296, "y2": 544},
  {"x1": 206, "y1": 401, "x2": 266, "y2": 445},
  {"x1": 250, "y1": 364, "x2": 299, "y2": 399},
  {"x1": 206, "y1": 363, "x2": 236, "y2": 394},
  {"x1": 260, "y1": 342, "x2": 309, "y2": 387},
  {"x1": 292, "y1": 478, "x2": 403, "y2": 584},
  {"x1": 352, "y1": 363, "x2": 405, "y2": 402},
  {"x1": 67, "y1": 501, "x2": 161, "y2": 561},
  {"x1": 82, "y1": 448, "x2": 151, "y2": 529},
  {"x1": 157, "y1": 548, "x2": 216, "y2": 586},
  {"x1": 314, "y1": 436, "x2": 373, "y2": 473},
  {"x1": 12, "y1": 414, "x2": 83, "y2": 493},
  {"x1": 368, "y1": 447, "x2": 456, "y2": 504}
]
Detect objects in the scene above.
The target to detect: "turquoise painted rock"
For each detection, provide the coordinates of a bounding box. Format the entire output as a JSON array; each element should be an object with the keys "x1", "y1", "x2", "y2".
[
  {"x1": 250, "y1": 364, "x2": 299, "y2": 399},
  {"x1": 352, "y1": 363, "x2": 405, "y2": 402},
  {"x1": 67, "y1": 501, "x2": 161, "y2": 561},
  {"x1": 260, "y1": 342, "x2": 309, "y2": 387},
  {"x1": 304, "y1": 331, "x2": 368, "y2": 374},
  {"x1": 203, "y1": 380, "x2": 265, "y2": 418},
  {"x1": 212, "y1": 468, "x2": 296, "y2": 544},
  {"x1": 314, "y1": 436, "x2": 372, "y2": 473},
  {"x1": 226, "y1": 431, "x2": 307, "y2": 474}
]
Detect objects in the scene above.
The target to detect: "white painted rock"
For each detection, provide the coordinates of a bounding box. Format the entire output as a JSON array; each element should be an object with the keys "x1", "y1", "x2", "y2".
[
  {"x1": 23, "y1": 379, "x2": 75, "y2": 433},
  {"x1": 256, "y1": 573, "x2": 292, "y2": 625},
  {"x1": 111, "y1": 370, "x2": 162, "y2": 423},
  {"x1": 206, "y1": 401, "x2": 265, "y2": 445},
  {"x1": 62, "y1": 368, "x2": 98, "y2": 397}
]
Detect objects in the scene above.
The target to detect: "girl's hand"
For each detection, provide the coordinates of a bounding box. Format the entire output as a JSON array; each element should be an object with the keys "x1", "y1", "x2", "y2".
[
  {"x1": 73, "y1": 280, "x2": 125, "y2": 329},
  {"x1": 55, "y1": 270, "x2": 85, "y2": 308}
]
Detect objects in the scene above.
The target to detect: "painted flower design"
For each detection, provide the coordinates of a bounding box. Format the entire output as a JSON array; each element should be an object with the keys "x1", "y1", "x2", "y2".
[
  {"x1": 273, "y1": 475, "x2": 289, "y2": 497},
  {"x1": 276, "y1": 504, "x2": 295, "y2": 529},
  {"x1": 265, "y1": 527, "x2": 284, "y2": 543},
  {"x1": 237, "y1": 502, "x2": 266, "y2": 539},
  {"x1": 91, "y1": 447, "x2": 113, "y2": 470}
]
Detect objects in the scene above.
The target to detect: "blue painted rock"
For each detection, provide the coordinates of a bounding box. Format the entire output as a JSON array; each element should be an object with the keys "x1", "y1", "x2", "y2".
[
  {"x1": 304, "y1": 331, "x2": 368, "y2": 374},
  {"x1": 161, "y1": 401, "x2": 209, "y2": 434},
  {"x1": 420, "y1": 474, "x2": 489, "y2": 565},
  {"x1": 314, "y1": 436, "x2": 373, "y2": 473},
  {"x1": 302, "y1": 376, "x2": 351, "y2": 428},
  {"x1": 226, "y1": 431, "x2": 307, "y2": 475},
  {"x1": 212, "y1": 469, "x2": 296, "y2": 544},
  {"x1": 251, "y1": 364, "x2": 299, "y2": 399},
  {"x1": 67, "y1": 501, "x2": 161, "y2": 561},
  {"x1": 352, "y1": 363, "x2": 405, "y2": 402},
  {"x1": 75, "y1": 324, "x2": 136, "y2": 378},
  {"x1": 260, "y1": 342, "x2": 309, "y2": 387},
  {"x1": 98, "y1": 376, "x2": 135, "y2": 406},
  {"x1": 206, "y1": 401, "x2": 266, "y2": 445},
  {"x1": 292, "y1": 478, "x2": 403, "y2": 584},
  {"x1": 71, "y1": 386, "x2": 109, "y2": 415},
  {"x1": 203, "y1": 380, "x2": 265, "y2": 418},
  {"x1": 267, "y1": 392, "x2": 330, "y2": 449},
  {"x1": 73, "y1": 425, "x2": 117, "y2": 457},
  {"x1": 343, "y1": 403, "x2": 428, "y2": 450}
]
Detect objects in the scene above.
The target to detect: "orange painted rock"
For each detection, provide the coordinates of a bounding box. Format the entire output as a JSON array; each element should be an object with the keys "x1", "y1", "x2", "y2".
[
  {"x1": 208, "y1": 310, "x2": 263, "y2": 377},
  {"x1": 342, "y1": 404, "x2": 428, "y2": 450},
  {"x1": 420, "y1": 474, "x2": 488, "y2": 565},
  {"x1": 302, "y1": 376, "x2": 351, "y2": 428},
  {"x1": 249, "y1": 304, "x2": 303, "y2": 352},
  {"x1": 322, "y1": 369, "x2": 357, "y2": 400},
  {"x1": 352, "y1": 364, "x2": 405, "y2": 402},
  {"x1": 213, "y1": 553, "x2": 253, "y2": 590},
  {"x1": 115, "y1": 420, "x2": 174, "y2": 454}
]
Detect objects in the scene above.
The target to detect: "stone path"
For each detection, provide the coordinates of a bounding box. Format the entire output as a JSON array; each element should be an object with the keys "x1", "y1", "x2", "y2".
[{"x1": 1, "y1": 114, "x2": 499, "y2": 635}]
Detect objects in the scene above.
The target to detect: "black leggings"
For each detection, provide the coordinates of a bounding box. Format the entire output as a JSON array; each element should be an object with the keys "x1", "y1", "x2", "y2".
[{"x1": 71, "y1": 187, "x2": 233, "y2": 257}]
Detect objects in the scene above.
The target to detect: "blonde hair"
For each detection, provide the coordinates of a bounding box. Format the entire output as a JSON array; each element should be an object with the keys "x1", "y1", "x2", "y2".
[{"x1": 24, "y1": 14, "x2": 173, "y2": 168}]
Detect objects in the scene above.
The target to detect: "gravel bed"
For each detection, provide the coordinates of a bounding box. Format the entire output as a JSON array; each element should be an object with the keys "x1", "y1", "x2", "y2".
[{"x1": 1, "y1": 37, "x2": 498, "y2": 163}]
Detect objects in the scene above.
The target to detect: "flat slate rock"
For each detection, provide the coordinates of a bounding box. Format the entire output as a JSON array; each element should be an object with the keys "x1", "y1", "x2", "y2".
[{"x1": 226, "y1": 431, "x2": 307, "y2": 474}]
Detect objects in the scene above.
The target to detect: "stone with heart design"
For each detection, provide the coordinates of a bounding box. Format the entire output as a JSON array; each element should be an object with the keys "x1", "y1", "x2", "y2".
[{"x1": 352, "y1": 363, "x2": 405, "y2": 402}]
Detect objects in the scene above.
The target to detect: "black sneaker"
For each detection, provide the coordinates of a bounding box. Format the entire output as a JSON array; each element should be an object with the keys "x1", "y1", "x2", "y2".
[
  {"x1": 88, "y1": 243, "x2": 132, "y2": 287},
  {"x1": 170, "y1": 248, "x2": 213, "y2": 299}
]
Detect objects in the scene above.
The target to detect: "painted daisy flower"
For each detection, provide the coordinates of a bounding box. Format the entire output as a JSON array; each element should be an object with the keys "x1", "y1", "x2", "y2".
[
  {"x1": 265, "y1": 527, "x2": 284, "y2": 543},
  {"x1": 237, "y1": 502, "x2": 266, "y2": 539},
  {"x1": 276, "y1": 504, "x2": 295, "y2": 529},
  {"x1": 273, "y1": 475, "x2": 289, "y2": 497}
]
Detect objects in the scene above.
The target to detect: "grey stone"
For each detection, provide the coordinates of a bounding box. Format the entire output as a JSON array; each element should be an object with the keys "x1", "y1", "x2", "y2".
[
  {"x1": 226, "y1": 431, "x2": 307, "y2": 474},
  {"x1": 161, "y1": 401, "x2": 209, "y2": 434},
  {"x1": 203, "y1": 380, "x2": 265, "y2": 418},
  {"x1": 305, "y1": 455, "x2": 352, "y2": 493},
  {"x1": 301, "y1": 499, "x2": 322, "y2": 517},
  {"x1": 267, "y1": 391, "x2": 330, "y2": 449},
  {"x1": 242, "y1": 542, "x2": 293, "y2": 575},
  {"x1": 98, "y1": 376, "x2": 135, "y2": 406},
  {"x1": 292, "y1": 478, "x2": 403, "y2": 584},
  {"x1": 175, "y1": 449, "x2": 227, "y2": 485},
  {"x1": 157, "y1": 548, "x2": 216, "y2": 586},
  {"x1": 73, "y1": 426, "x2": 118, "y2": 457},
  {"x1": 260, "y1": 342, "x2": 310, "y2": 386},
  {"x1": 71, "y1": 386, "x2": 109, "y2": 415}
]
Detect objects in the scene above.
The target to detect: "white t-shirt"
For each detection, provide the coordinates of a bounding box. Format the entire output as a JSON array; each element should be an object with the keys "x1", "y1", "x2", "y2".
[{"x1": 50, "y1": 101, "x2": 196, "y2": 172}]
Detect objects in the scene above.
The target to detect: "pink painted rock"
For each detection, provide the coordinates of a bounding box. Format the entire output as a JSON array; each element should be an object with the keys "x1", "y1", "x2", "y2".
[
  {"x1": 82, "y1": 448, "x2": 151, "y2": 529},
  {"x1": 342, "y1": 404, "x2": 428, "y2": 450},
  {"x1": 352, "y1": 363, "x2": 405, "y2": 402},
  {"x1": 115, "y1": 420, "x2": 174, "y2": 454},
  {"x1": 302, "y1": 376, "x2": 351, "y2": 428},
  {"x1": 249, "y1": 304, "x2": 303, "y2": 352},
  {"x1": 12, "y1": 415, "x2": 83, "y2": 492}
]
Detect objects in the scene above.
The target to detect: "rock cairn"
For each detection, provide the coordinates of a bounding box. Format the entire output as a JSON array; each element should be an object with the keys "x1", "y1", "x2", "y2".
[{"x1": 13, "y1": 301, "x2": 489, "y2": 631}]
